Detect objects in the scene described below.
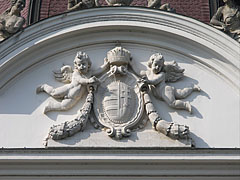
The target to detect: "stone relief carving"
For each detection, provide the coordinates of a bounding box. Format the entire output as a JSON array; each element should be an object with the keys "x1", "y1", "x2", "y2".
[
  {"x1": 67, "y1": 0, "x2": 97, "y2": 12},
  {"x1": 36, "y1": 51, "x2": 108, "y2": 113},
  {"x1": 210, "y1": 0, "x2": 240, "y2": 43},
  {"x1": 104, "y1": 0, "x2": 133, "y2": 6},
  {"x1": 137, "y1": 53, "x2": 201, "y2": 114},
  {"x1": 0, "y1": 0, "x2": 25, "y2": 42},
  {"x1": 67, "y1": 0, "x2": 133, "y2": 9},
  {"x1": 147, "y1": 0, "x2": 176, "y2": 13},
  {"x1": 67, "y1": 0, "x2": 176, "y2": 10},
  {"x1": 37, "y1": 46, "x2": 201, "y2": 145}
]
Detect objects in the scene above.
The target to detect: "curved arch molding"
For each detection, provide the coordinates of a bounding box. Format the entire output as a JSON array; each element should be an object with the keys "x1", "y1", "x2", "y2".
[
  {"x1": 0, "y1": 7, "x2": 239, "y2": 91},
  {"x1": 0, "y1": 7, "x2": 239, "y2": 149}
]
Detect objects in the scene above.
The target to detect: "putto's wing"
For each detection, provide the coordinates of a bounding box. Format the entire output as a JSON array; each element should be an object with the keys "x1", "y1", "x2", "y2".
[
  {"x1": 163, "y1": 61, "x2": 184, "y2": 82},
  {"x1": 53, "y1": 65, "x2": 73, "y2": 83}
]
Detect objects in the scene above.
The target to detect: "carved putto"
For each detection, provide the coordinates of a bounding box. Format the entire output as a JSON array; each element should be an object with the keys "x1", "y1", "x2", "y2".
[
  {"x1": 37, "y1": 51, "x2": 108, "y2": 113},
  {"x1": 147, "y1": 0, "x2": 176, "y2": 12},
  {"x1": 37, "y1": 46, "x2": 201, "y2": 145},
  {"x1": 139, "y1": 53, "x2": 200, "y2": 114},
  {"x1": 210, "y1": 0, "x2": 240, "y2": 43},
  {"x1": 104, "y1": 0, "x2": 133, "y2": 6},
  {"x1": 0, "y1": 0, "x2": 26, "y2": 42},
  {"x1": 67, "y1": 0, "x2": 96, "y2": 12},
  {"x1": 67, "y1": 0, "x2": 176, "y2": 10}
]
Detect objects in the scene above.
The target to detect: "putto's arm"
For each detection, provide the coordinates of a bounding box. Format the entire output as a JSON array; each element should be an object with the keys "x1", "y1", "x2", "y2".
[
  {"x1": 78, "y1": 76, "x2": 98, "y2": 85},
  {"x1": 92, "y1": 58, "x2": 110, "y2": 76},
  {"x1": 210, "y1": 7, "x2": 225, "y2": 29},
  {"x1": 147, "y1": 72, "x2": 165, "y2": 85},
  {"x1": 67, "y1": 1, "x2": 83, "y2": 12},
  {"x1": 148, "y1": 0, "x2": 161, "y2": 8},
  {"x1": 129, "y1": 59, "x2": 146, "y2": 77}
]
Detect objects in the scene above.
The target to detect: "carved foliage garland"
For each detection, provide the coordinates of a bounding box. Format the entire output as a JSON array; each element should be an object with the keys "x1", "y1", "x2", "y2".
[{"x1": 37, "y1": 46, "x2": 201, "y2": 145}]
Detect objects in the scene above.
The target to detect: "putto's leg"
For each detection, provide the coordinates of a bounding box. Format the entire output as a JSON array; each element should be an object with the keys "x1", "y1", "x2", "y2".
[
  {"x1": 36, "y1": 84, "x2": 53, "y2": 94},
  {"x1": 170, "y1": 100, "x2": 192, "y2": 113},
  {"x1": 162, "y1": 85, "x2": 192, "y2": 113},
  {"x1": 44, "y1": 98, "x2": 79, "y2": 113},
  {"x1": 37, "y1": 84, "x2": 68, "y2": 99},
  {"x1": 175, "y1": 84, "x2": 201, "y2": 99}
]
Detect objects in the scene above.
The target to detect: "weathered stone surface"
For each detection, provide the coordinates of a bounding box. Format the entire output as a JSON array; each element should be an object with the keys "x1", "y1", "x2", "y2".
[
  {"x1": 0, "y1": 0, "x2": 26, "y2": 42},
  {"x1": 210, "y1": 0, "x2": 240, "y2": 43}
]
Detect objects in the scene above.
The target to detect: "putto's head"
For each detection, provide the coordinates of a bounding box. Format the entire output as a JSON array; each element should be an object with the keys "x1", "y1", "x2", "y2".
[
  {"x1": 223, "y1": 0, "x2": 234, "y2": 3},
  {"x1": 74, "y1": 51, "x2": 92, "y2": 74},
  {"x1": 11, "y1": 0, "x2": 25, "y2": 10},
  {"x1": 147, "y1": 53, "x2": 164, "y2": 73}
]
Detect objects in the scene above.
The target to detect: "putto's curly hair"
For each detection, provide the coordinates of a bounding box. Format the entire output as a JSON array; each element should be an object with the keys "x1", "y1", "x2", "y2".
[
  {"x1": 11, "y1": 0, "x2": 26, "y2": 6},
  {"x1": 74, "y1": 51, "x2": 92, "y2": 68},
  {"x1": 147, "y1": 53, "x2": 165, "y2": 68}
]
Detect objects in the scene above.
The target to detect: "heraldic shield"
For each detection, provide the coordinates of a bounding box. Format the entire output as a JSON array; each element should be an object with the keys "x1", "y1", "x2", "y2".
[
  {"x1": 93, "y1": 66, "x2": 144, "y2": 139},
  {"x1": 40, "y1": 46, "x2": 192, "y2": 145}
]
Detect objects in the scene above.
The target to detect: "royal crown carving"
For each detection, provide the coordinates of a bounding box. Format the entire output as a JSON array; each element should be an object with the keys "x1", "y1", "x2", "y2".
[
  {"x1": 107, "y1": 46, "x2": 131, "y2": 66},
  {"x1": 37, "y1": 46, "x2": 201, "y2": 145}
]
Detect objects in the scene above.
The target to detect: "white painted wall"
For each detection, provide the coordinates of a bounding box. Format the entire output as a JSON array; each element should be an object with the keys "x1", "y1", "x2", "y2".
[{"x1": 0, "y1": 7, "x2": 239, "y2": 148}]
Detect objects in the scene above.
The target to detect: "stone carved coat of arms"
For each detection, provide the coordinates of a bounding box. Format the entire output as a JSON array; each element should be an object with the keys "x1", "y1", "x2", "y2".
[{"x1": 37, "y1": 46, "x2": 201, "y2": 145}]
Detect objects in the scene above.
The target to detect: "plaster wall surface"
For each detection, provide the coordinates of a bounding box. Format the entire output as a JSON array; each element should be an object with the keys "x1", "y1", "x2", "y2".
[{"x1": 0, "y1": 7, "x2": 239, "y2": 149}]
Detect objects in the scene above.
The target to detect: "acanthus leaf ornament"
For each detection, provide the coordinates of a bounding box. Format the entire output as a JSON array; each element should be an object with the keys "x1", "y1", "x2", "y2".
[{"x1": 37, "y1": 46, "x2": 201, "y2": 145}]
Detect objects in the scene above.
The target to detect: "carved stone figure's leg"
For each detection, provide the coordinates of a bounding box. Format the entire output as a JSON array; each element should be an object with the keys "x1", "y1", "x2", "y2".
[
  {"x1": 162, "y1": 85, "x2": 192, "y2": 113},
  {"x1": 175, "y1": 84, "x2": 201, "y2": 99},
  {"x1": 233, "y1": 33, "x2": 240, "y2": 43},
  {"x1": 142, "y1": 91, "x2": 189, "y2": 139},
  {"x1": 44, "y1": 89, "x2": 94, "y2": 144},
  {"x1": 44, "y1": 87, "x2": 94, "y2": 146},
  {"x1": 44, "y1": 98, "x2": 79, "y2": 113},
  {"x1": 0, "y1": 32, "x2": 4, "y2": 42},
  {"x1": 36, "y1": 84, "x2": 68, "y2": 99},
  {"x1": 160, "y1": 3, "x2": 176, "y2": 12}
]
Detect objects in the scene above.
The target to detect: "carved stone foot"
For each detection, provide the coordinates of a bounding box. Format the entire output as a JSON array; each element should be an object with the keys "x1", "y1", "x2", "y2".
[
  {"x1": 43, "y1": 102, "x2": 53, "y2": 114},
  {"x1": 185, "y1": 101, "x2": 192, "y2": 114},
  {"x1": 36, "y1": 85, "x2": 44, "y2": 94},
  {"x1": 156, "y1": 120, "x2": 189, "y2": 139},
  {"x1": 193, "y1": 84, "x2": 201, "y2": 91}
]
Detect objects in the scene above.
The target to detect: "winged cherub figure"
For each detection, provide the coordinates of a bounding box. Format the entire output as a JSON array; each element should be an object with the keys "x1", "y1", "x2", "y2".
[
  {"x1": 140, "y1": 53, "x2": 200, "y2": 113},
  {"x1": 36, "y1": 51, "x2": 109, "y2": 113}
]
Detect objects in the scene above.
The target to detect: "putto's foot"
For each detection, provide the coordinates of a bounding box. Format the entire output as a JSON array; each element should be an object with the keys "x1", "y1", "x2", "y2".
[
  {"x1": 43, "y1": 102, "x2": 53, "y2": 114},
  {"x1": 193, "y1": 84, "x2": 201, "y2": 91},
  {"x1": 186, "y1": 101, "x2": 192, "y2": 114},
  {"x1": 36, "y1": 85, "x2": 44, "y2": 94}
]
